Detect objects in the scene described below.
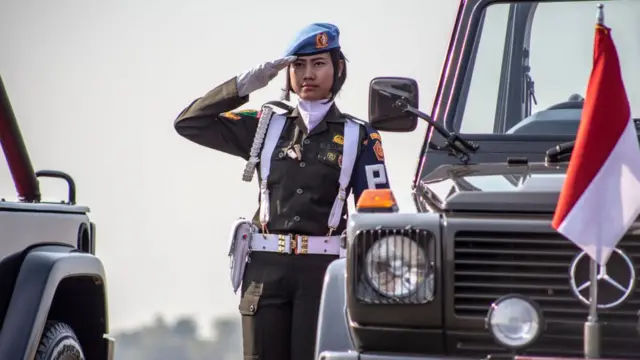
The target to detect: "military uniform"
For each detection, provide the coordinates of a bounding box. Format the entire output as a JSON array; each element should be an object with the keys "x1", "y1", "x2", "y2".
[{"x1": 174, "y1": 23, "x2": 390, "y2": 360}]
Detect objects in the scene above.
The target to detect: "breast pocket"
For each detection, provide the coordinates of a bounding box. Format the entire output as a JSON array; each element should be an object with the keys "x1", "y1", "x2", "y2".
[{"x1": 267, "y1": 147, "x2": 290, "y2": 186}]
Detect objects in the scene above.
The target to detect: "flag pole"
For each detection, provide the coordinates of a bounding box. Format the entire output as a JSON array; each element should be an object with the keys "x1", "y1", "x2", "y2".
[
  {"x1": 584, "y1": 6, "x2": 604, "y2": 357},
  {"x1": 584, "y1": 259, "x2": 600, "y2": 358}
]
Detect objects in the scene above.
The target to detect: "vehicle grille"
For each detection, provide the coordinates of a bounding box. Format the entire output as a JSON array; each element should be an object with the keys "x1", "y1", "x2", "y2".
[
  {"x1": 353, "y1": 228, "x2": 434, "y2": 304},
  {"x1": 452, "y1": 231, "x2": 640, "y2": 358}
]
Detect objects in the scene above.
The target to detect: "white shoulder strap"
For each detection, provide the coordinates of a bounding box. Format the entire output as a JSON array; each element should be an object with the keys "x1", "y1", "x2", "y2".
[
  {"x1": 327, "y1": 119, "x2": 361, "y2": 232},
  {"x1": 258, "y1": 113, "x2": 287, "y2": 228}
]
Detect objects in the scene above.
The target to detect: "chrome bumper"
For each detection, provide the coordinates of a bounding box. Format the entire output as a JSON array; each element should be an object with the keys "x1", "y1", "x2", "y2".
[{"x1": 318, "y1": 351, "x2": 478, "y2": 360}]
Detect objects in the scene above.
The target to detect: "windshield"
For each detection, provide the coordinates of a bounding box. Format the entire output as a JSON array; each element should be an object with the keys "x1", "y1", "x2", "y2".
[{"x1": 456, "y1": 0, "x2": 639, "y2": 135}]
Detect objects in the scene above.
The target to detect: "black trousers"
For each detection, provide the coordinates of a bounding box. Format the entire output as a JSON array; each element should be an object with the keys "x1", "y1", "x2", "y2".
[{"x1": 239, "y1": 251, "x2": 338, "y2": 360}]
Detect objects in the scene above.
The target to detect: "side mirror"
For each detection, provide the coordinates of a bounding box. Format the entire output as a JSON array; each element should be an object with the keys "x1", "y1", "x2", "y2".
[{"x1": 368, "y1": 77, "x2": 419, "y2": 132}]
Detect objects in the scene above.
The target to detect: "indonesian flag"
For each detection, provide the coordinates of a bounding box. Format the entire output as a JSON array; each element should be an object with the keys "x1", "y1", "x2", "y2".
[{"x1": 552, "y1": 24, "x2": 640, "y2": 266}]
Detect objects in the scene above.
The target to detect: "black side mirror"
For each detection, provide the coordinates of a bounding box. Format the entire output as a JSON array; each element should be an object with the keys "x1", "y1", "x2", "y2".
[{"x1": 368, "y1": 77, "x2": 419, "y2": 132}]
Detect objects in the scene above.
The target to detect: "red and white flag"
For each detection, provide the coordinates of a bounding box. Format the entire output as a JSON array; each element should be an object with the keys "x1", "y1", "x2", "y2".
[{"x1": 552, "y1": 24, "x2": 640, "y2": 266}]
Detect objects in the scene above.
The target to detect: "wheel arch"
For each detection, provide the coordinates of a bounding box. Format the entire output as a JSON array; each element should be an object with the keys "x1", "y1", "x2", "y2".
[
  {"x1": 47, "y1": 273, "x2": 108, "y2": 359},
  {"x1": 0, "y1": 244, "x2": 110, "y2": 360}
]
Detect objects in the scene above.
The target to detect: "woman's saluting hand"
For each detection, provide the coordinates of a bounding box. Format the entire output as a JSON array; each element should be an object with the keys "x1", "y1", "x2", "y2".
[{"x1": 236, "y1": 56, "x2": 297, "y2": 97}]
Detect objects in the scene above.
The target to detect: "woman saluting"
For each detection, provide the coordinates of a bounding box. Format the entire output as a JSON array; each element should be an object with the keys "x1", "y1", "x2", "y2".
[{"x1": 174, "y1": 23, "x2": 390, "y2": 360}]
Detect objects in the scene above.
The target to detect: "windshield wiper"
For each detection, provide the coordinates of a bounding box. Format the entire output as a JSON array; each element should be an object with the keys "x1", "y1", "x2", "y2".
[
  {"x1": 547, "y1": 118, "x2": 640, "y2": 163},
  {"x1": 546, "y1": 141, "x2": 575, "y2": 163},
  {"x1": 374, "y1": 84, "x2": 479, "y2": 163}
]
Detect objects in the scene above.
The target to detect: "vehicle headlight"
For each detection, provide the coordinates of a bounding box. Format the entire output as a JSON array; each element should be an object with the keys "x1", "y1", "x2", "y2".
[
  {"x1": 364, "y1": 235, "x2": 429, "y2": 298},
  {"x1": 485, "y1": 295, "x2": 543, "y2": 350}
]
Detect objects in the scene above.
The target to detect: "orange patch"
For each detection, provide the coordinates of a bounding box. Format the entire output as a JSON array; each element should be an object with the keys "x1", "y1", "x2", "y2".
[
  {"x1": 373, "y1": 141, "x2": 384, "y2": 161},
  {"x1": 369, "y1": 132, "x2": 381, "y2": 141},
  {"x1": 221, "y1": 111, "x2": 241, "y2": 120},
  {"x1": 315, "y1": 32, "x2": 328, "y2": 49}
]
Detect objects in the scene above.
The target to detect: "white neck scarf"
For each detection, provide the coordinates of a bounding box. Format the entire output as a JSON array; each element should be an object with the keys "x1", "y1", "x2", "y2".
[{"x1": 296, "y1": 98, "x2": 334, "y2": 132}]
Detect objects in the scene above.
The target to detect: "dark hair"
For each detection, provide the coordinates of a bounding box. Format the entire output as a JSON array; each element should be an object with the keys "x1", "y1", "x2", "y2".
[{"x1": 281, "y1": 48, "x2": 348, "y2": 103}]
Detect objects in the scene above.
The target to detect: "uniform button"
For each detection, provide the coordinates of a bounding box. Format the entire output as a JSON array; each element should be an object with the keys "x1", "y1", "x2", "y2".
[
  {"x1": 296, "y1": 188, "x2": 303, "y2": 194},
  {"x1": 294, "y1": 216, "x2": 300, "y2": 222},
  {"x1": 278, "y1": 152, "x2": 284, "y2": 158},
  {"x1": 300, "y1": 162, "x2": 306, "y2": 167},
  {"x1": 304, "y1": 139, "x2": 310, "y2": 145},
  {"x1": 249, "y1": 304, "x2": 255, "y2": 313}
]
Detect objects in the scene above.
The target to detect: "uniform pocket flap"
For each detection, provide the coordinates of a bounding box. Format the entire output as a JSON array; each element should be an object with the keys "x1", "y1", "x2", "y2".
[{"x1": 238, "y1": 282, "x2": 263, "y2": 316}]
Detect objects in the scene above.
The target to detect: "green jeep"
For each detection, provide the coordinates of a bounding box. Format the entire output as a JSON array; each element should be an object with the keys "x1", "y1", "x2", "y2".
[{"x1": 314, "y1": 0, "x2": 640, "y2": 359}]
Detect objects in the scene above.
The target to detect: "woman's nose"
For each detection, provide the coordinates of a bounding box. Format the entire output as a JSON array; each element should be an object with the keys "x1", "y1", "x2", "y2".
[{"x1": 303, "y1": 68, "x2": 315, "y2": 80}]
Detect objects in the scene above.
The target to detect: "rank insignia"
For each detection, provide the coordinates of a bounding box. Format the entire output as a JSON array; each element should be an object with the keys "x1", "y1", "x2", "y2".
[
  {"x1": 373, "y1": 141, "x2": 384, "y2": 161},
  {"x1": 332, "y1": 134, "x2": 344, "y2": 145},
  {"x1": 327, "y1": 151, "x2": 337, "y2": 161},
  {"x1": 221, "y1": 111, "x2": 241, "y2": 120}
]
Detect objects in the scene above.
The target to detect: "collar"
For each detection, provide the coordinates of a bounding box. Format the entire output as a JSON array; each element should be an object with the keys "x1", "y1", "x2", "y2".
[{"x1": 287, "y1": 101, "x2": 345, "y2": 135}]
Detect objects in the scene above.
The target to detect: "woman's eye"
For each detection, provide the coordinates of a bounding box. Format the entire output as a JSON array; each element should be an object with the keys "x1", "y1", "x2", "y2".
[{"x1": 314, "y1": 62, "x2": 326, "y2": 67}]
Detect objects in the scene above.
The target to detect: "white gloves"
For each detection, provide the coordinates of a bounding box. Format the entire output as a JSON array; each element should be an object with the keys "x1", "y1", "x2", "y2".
[{"x1": 236, "y1": 56, "x2": 297, "y2": 97}]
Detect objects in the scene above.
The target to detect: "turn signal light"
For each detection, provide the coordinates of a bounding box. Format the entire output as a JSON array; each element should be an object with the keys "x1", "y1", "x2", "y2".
[{"x1": 356, "y1": 189, "x2": 398, "y2": 212}]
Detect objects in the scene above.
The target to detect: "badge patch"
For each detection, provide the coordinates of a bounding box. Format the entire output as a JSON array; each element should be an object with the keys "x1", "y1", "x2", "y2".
[
  {"x1": 221, "y1": 111, "x2": 241, "y2": 120},
  {"x1": 373, "y1": 141, "x2": 384, "y2": 161},
  {"x1": 370, "y1": 132, "x2": 381, "y2": 141},
  {"x1": 237, "y1": 109, "x2": 258, "y2": 117},
  {"x1": 332, "y1": 134, "x2": 344, "y2": 145},
  {"x1": 316, "y1": 32, "x2": 329, "y2": 49},
  {"x1": 319, "y1": 149, "x2": 341, "y2": 168}
]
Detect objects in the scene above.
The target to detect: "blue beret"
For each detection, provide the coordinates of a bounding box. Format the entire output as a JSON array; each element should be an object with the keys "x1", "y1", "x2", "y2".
[{"x1": 284, "y1": 23, "x2": 340, "y2": 57}]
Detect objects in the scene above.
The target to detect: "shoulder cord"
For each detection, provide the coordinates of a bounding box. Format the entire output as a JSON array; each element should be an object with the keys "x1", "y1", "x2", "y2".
[{"x1": 242, "y1": 101, "x2": 295, "y2": 182}]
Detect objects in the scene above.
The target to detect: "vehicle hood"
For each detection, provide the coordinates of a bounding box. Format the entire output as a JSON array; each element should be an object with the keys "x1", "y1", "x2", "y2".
[{"x1": 417, "y1": 162, "x2": 568, "y2": 213}]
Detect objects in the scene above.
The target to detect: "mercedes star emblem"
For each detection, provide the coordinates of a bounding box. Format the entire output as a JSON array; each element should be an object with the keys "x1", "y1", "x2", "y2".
[{"x1": 568, "y1": 248, "x2": 636, "y2": 309}]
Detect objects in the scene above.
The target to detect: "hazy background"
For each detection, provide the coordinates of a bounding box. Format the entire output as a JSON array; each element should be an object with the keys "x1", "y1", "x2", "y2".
[{"x1": 0, "y1": 0, "x2": 455, "y2": 337}]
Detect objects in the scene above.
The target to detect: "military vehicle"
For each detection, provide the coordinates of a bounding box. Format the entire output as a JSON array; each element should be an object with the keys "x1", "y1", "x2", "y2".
[
  {"x1": 314, "y1": 0, "x2": 639, "y2": 359},
  {"x1": 0, "y1": 75, "x2": 114, "y2": 359}
]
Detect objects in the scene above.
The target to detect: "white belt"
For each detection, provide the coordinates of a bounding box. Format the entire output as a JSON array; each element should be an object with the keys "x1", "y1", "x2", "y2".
[{"x1": 250, "y1": 233, "x2": 343, "y2": 256}]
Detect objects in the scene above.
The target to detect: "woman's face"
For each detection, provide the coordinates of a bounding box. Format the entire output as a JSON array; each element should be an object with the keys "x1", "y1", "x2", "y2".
[{"x1": 289, "y1": 52, "x2": 343, "y2": 101}]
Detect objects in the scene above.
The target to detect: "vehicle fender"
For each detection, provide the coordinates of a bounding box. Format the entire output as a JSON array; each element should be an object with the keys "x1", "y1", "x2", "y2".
[
  {"x1": 315, "y1": 258, "x2": 357, "y2": 359},
  {"x1": 0, "y1": 244, "x2": 108, "y2": 360}
]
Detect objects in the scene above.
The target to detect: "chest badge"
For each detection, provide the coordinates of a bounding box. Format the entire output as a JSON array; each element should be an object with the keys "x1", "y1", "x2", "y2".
[{"x1": 332, "y1": 134, "x2": 344, "y2": 145}]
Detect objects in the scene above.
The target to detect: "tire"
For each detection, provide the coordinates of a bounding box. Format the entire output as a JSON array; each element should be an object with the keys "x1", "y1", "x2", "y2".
[{"x1": 35, "y1": 321, "x2": 85, "y2": 360}]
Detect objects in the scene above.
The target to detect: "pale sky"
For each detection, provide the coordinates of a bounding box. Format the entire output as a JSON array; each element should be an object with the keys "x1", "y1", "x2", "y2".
[
  {"x1": 1, "y1": 0, "x2": 638, "y2": 337},
  {"x1": 0, "y1": 0, "x2": 455, "y2": 335}
]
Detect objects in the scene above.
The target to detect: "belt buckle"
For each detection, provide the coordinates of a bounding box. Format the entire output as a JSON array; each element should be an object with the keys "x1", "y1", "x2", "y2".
[
  {"x1": 290, "y1": 234, "x2": 309, "y2": 255},
  {"x1": 289, "y1": 233, "x2": 297, "y2": 255}
]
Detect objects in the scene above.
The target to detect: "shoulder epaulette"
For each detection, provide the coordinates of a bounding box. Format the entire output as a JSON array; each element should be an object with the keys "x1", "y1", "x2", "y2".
[
  {"x1": 263, "y1": 100, "x2": 295, "y2": 115},
  {"x1": 342, "y1": 113, "x2": 368, "y2": 126}
]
